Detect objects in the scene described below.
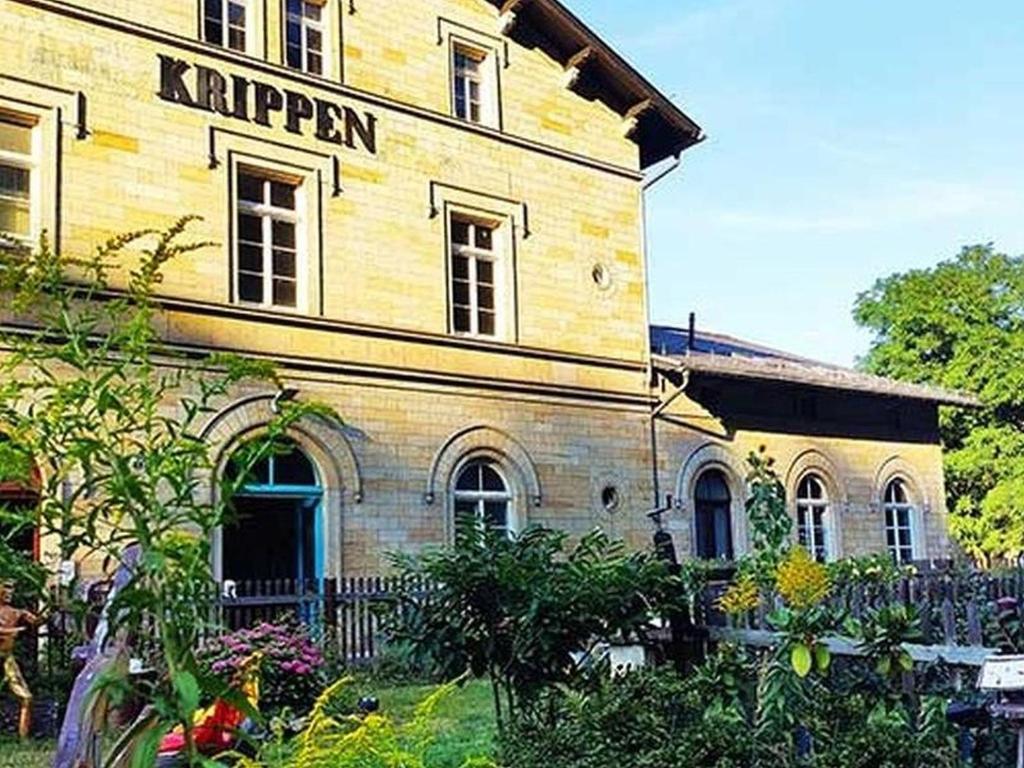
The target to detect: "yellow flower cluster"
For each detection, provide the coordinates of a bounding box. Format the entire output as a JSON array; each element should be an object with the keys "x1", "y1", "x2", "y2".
[
  {"x1": 718, "y1": 573, "x2": 760, "y2": 616},
  {"x1": 776, "y1": 547, "x2": 831, "y2": 610}
]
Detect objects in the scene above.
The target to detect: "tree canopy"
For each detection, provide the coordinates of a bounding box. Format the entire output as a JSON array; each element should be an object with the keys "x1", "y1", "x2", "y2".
[{"x1": 854, "y1": 244, "x2": 1024, "y2": 565}]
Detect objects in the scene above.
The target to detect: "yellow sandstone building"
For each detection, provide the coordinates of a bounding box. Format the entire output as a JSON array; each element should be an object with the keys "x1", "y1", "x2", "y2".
[{"x1": 0, "y1": 0, "x2": 969, "y2": 582}]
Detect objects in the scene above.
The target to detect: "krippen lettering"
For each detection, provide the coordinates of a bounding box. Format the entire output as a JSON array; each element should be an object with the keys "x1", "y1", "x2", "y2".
[{"x1": 156, "y1": 55, "x2": 378, "y2": 155}]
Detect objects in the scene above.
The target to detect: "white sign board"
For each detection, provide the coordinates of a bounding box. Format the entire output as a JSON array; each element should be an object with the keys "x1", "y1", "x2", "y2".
[{"x1": 979, "y1": 656, "x2": 1024, "y2": 692}]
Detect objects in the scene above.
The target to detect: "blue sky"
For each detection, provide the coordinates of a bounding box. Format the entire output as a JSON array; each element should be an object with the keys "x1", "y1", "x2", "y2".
[{"x1": 576, "y1": 0, "x2": 1024, "y2": 365}]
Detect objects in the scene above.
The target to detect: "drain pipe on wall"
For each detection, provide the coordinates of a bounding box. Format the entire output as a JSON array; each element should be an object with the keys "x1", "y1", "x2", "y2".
[{"x1": 639, "y1": 150, "x2": 686, "y2": 519}]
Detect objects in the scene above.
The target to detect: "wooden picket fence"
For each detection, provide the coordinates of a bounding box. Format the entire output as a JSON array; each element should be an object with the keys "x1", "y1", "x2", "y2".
[
  {"x1": 207, "y1": 566, "x2": 1024, "y2": 668},
  {"x1": 693, "y1": 564, "x2": 1021, "y2": 667},
  {"x1": 214, "y1": 576, "x2": 429, "y2": 664}
]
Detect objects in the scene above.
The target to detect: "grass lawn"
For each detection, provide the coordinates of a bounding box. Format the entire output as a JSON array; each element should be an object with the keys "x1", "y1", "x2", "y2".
[
  {"x1": 0, "y1": 738, "x2": 54, "y2": 768},
  {"x1": 372, "y1": 679, "x2": 497, "y2": 766},
  {"x1": 0, "y1": 680, "x2": 497, "y2": 768}
]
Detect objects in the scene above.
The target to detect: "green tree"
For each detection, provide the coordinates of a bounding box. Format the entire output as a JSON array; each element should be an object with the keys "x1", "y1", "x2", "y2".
[
  {"x1": 854, "y1": 244, "x2": 1024, "y2": 565},
  {"x1": 0, "y1": 221, "x2": 332, "y2": 765}
]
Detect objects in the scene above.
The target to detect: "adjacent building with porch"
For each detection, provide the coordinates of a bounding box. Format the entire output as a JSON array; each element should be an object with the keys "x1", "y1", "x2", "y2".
[{"x1": 0, "y1": 0, "x2": 970, "y2": 585}]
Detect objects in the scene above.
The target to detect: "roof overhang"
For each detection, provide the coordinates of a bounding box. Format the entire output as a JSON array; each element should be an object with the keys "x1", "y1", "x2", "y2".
[
  {"x1": 489, "y1": 0, "x2": 704, "y2": 168},
  {"x1": 652, "y1": 353, "x2": 980, "y2": 408}
]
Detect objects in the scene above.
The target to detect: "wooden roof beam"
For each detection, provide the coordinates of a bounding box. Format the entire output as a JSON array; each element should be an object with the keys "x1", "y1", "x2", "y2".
[
  {"x1": 623, "y1": 99, "x2": 653, "y2": 138},
  {"x1": 498, "y1": 0, "x2": 530, "y2": 34},
  {"x1": 562, "y1": 46, "x2": 595, "y2": 90}
]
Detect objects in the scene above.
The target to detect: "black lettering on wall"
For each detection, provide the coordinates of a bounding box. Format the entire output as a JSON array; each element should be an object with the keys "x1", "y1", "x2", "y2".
[
  {"x1": 156, "y1": 55, "x2": 379, "y2": 155},
  {"x1": 231, "y1": 75, "x2": 251, "y2": 121},
  {"x1": 254, "y1": 82, "x2": 284, "y2": 127},
  {"x1": 196, "y1": 66, "x2": 232, "y2": 116},
  {"x1": 344, "y1": 108, "x2": 377, "y2": 155},
  {"x1": 158, "y1": 55, "x2": 195, "y2": 107},
  {"x1": 285, "y1": 91, "x2": 315, "y2": 135},
  {"x1": 315, "y1": 99, "x2": 343, "y2": 144}
]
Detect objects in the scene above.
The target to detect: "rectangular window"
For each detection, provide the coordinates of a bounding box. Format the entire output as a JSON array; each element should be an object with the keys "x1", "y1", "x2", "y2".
[
  {"x1": 0, "y1": 113, "x2": 36, "y2": 242},
  {"x1": 450, "y1": 216, "x2": 500, "y2": 338},
  {"x1": 235, "y1": 170, "x2": 302, "y2": 310},
  {"x1": 286, "y1": 0, "x2": 325, "y2": 75},
  {"x1": 797, "y1": 507, "x2": 828, "y2": 563},
  {"x1": 886, "y1": 507, "x2": 915, "y2": 565},
  {"x1": 204, "y1": 0, "x2": 249, "y2": 53},
  {"x1": 452, "y1": 44, "x2": 494, "y2": 126}
]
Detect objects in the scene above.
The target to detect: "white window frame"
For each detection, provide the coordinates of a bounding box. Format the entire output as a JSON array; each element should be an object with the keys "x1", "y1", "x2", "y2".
[
  {"x1": 203, "y1": 0, "x2": 251, "y2": 53},
  {"x1": 796, "y1": 474, "x2": 832, "y2": 563},
  {"x1": 234, "y1": 167, "x2": 308, "y2": 313},
  {"x1": 452, "y1": 459, "x2": 515, "y2": 539},
  {"x1": 451, "y1": 41, "x2": 497, "y2": 127},
  {"x1": 884, "y1": 478, "x2": 917, "y2": 565},
  {"x1": 0, "y1": 111, "x2": 40, "y2": 246},
  {"x1": 285, "y1": 0, "x2": 327, "y2": 76},
  {"x1": 449, "y1": 213, "x2": 505, "y2": 339}
]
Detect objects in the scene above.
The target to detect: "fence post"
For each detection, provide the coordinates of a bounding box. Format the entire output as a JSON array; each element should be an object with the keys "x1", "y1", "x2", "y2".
[{"x1": 324, "y1": 578, "x2": 338, "y2": 633}]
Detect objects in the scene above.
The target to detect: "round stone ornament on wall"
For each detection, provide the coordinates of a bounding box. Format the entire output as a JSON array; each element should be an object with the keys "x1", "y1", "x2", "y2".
[{"x1": 591, "y1": 262, "x2": 613, "y2": 291}]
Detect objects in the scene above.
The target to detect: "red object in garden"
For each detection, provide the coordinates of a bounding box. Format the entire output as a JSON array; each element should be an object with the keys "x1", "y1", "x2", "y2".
[{"x1": 157, "y1": 698, "x2": 248, "y2": 755}]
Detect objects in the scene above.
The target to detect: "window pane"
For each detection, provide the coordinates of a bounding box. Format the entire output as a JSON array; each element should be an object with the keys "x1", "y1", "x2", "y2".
[
  {"x1": 205, "y1": 0, "x2": 223, "y2": 19},
  {"x1": 238, "y1": 173, "x2": 263, "y2": 203},
  {"x1": 205, "y1": 18, "x2": 224, "y2": 45},
  {"x1": 272, "y1": 249, "x2": 296, "y2": 278},
  {"x1": 484, "y1": 501, "x2": 507, "y2": 530},
  {"x1": 452, "y1": 281, "x2": 470, "y2": 307},
  {"x1": 455, "y1": 465, "x2": 479, "y2": 492},
  {"x1": 454, "y1": 89, "x2": 467, "y2": 120},
  {"x1": 270, "y1": 181, "x2": 296, "y2": 209},
  {"x1": 228, "y1": 28, "x2": 246, "y2": 52},
  {"x1": 238, "y1": 212, "x2": 262, "y2": 243},
  {"x1": 0, "y1": 120, "x2": 32, "y2": 155},
  {"x1": 477, "y1": 285, "x2": 494, "y2": 310},
  {"x1": 308, "y1": 52, "x2": 323, "y2": 76},
  {"x1": 307, "y1": 28, "x2": 322, "y2": 52},
  {"x1": 451, "y1": 220, "x2": 470, "y2": 246},
  {"x1": 273, "y1": 278, "x2": 296, "y2": 307},
  {"x1": 238, "y1": 272, "x2": 263, "y2": 303},
  {"x1": 481, "y1": 465, "x2": 505, "y2": 492},
  {"x1": 287, "y1": 0, "x2": 301, "y2": 15},
  {"x1": 287, "y1": 42, "x2": 302, "y2": 69},
  {"x1": 453, "y1": 307, "x2": 471, "y2": 333},
  {"x1": 477, "y1": 260, "x2": 494, "y2": 284},
  {"x1": 272, "y1": 220, "x2": 295, "y2": 248},
  {"x1": 0, "y1": 198, "x2": 30, "y2": 237},
  {"x1": 304, "y1": 2, "x2": 321, "y2": 20},
  {"x1": 470, "y1": 103, "x2": 481, "y2": 123},
  {"x1": 0, "y1": 165, "x2": 29, "y2": 199},
  {"x1": 452, "y1": 255, "x2": 469, "y2": 279},
  {"x1": 475, "y1": 226, "x2": 493, "y2": 250},
  {"x1": 228, "y1": 1, "x2": 245, "y2": 23},
  {"x1": 238, "y1": 244, "x2": 262, "y2": 273},
  {"x1": 478, "y1": 311, "x2": 495, "y2": 336},
  {"x1": 454, "y1": 500, "x2": 477, "y2": 527},
  {"x1": 274, "y1": 448, "x2": 317, "y2": 486}
]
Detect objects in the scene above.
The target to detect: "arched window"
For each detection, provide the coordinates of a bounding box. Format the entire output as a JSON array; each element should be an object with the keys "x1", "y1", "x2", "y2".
[
  {"x1": 884, "y1": 478, "x2": 916, "y2": 565},
  {"x1": 223, "y1": 439, "x2": 323, "y2": 583},
  {"x1": 694, "y1": 469, "x2": 733, "y2": 560},
  {"x1": 453, "y1": 460, "x2": 513, "y2": 538},
  {"x1": 796, "y1": 474, "x2": 830, "y2": 563}
]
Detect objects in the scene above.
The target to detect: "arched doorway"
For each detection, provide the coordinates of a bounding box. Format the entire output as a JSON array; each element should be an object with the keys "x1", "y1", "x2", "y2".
[
  {"x1": 223, "y1": 440, "x2": 324, "y2": 584},
  {"x1": 694, "y1": 469, "x2": 734, "y2": 561}
]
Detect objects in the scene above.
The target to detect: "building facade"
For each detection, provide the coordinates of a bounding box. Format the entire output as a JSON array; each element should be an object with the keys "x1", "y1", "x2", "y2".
[{"x1": 0, "y1": 0, "x2": 965, "y2": 582}]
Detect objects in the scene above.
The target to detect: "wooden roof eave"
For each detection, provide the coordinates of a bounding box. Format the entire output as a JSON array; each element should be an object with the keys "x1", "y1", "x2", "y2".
[{"x1": 490, "y1": 0, "x2": 704, "y2": 167}]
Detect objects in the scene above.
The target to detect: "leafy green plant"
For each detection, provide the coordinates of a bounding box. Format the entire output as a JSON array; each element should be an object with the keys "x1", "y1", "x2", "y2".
[
  {"x1": 383, "y1": 526, "x2": 679, "y2": 730},
  {"x1": 229, "y1": 676, "x2": 495, "y2": 768},
  {"x1": 851, "y1": 604, "x2": 922, "y2": 683},
  {"x1": 744, "y1": 448, "x2": 793, "y2": 587},
  {"x1": 0, "y1": 223, "x2": 333, "y2": 765}
]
